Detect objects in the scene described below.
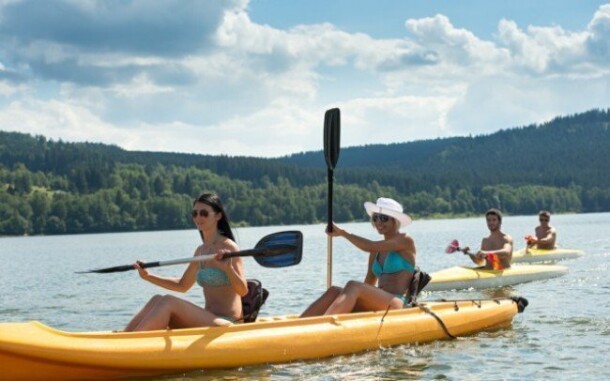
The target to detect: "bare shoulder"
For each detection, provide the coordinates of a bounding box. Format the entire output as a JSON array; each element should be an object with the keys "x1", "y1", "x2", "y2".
[
  {"x1": 194, "y1": 244, "x2": 205, "y2": 256},
  {"x1": 503, "y1": 232, "x2": 513, "y2": 244},
  {"x1": 397, "y1": 232, "x2": 414, "y2": 244},
  {"x1": 220, "y1": 237, "x2": 240, "y2": 252}
]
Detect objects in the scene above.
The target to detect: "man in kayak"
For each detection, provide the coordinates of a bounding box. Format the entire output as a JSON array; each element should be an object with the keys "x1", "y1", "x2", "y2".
[
  {"x1": 464, "y1": 208, "x2": 513, "y2": 270},
  {"x1": 526, "y1": 210, "x2": 557, "y2": 250},
  {"x1": 300, "y1": 197, "x2": 417, "y2": 317}
]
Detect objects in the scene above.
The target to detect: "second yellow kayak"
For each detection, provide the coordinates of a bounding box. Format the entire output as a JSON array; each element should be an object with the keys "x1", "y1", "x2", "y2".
[
  {"x1": 426, "y1": 264, "x2": 567, "y2": 291},
  {"x1": 512, "y1": 247, "x2": 584, "y2": 263}
]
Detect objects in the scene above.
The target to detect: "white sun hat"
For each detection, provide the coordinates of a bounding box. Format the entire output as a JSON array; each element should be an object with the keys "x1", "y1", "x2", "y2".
[{"x1": 364, "y1": 197, "x2": 412, "y2": 228}]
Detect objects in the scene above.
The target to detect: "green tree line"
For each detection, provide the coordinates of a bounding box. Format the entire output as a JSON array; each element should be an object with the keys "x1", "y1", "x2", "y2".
[{"x1": 1, "y1": 108, "x2": 609, "y2": 236}]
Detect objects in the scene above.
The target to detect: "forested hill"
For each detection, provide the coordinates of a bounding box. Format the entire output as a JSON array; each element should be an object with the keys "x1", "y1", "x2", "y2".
[
  {"x1": 281, "y1": 109, "x2": 610, "y2": 190},
  {"x1": 1, "y1": 108, "x2": 609, "y2": 236}
]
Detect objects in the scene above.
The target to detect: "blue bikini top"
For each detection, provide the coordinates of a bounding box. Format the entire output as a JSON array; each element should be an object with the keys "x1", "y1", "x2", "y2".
[
  {"x1": 372, "y1": 251, "x2": 415, "y2": 277},
  {"x1": 196, "y1": 267, "x2": 231, "y2": 287}
]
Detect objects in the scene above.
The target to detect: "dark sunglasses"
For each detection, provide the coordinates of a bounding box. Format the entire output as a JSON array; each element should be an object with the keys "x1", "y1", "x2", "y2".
[
  {"x1": 192, "y1": 209, "x2": 212, "y2": 218},
  {"x1": 539, "y1": 218, "x2": 549, "y2": 222},
  {"x1": 372, "y1": 213, "x2": 391, "y2": 223}
]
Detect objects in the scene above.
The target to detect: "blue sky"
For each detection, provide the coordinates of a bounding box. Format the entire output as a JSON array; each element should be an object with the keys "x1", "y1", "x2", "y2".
[{"x1": 1, "y1": 0, "x2": 609, "y2": 157}]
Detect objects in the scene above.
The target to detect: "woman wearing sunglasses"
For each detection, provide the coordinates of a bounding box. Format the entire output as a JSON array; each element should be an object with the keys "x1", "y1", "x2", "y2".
[
  {"x1": 124, "y1": 193, "x2": 248, "y2": 331},
  {"x1": 301, "y1": 197, "x2": 416, "y2": 317}
]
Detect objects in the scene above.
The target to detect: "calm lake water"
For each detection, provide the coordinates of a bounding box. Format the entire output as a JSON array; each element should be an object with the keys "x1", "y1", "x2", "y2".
[{"x1": 1, "y1": 213, "x2": 609, "y2": 380}]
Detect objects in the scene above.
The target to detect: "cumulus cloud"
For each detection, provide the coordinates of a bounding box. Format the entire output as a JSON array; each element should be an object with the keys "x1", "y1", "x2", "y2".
[
  {"x1": 0, "y1": 0, "x2": 232, "y2": 55},
  {"x1": 0, "y1": 98, "x2": 129, "y2": 143},
  {"x1": 0, "y1": 0, "x2": 241, "y2": 88},
  {"x1": 406, "y1": 14, "x2": 508, "y2": 69},
  {"x1": 586, "y1": 4, "x2": 610, "y2": 62},
  {"x1": 0, "y1": 1, "x2": 609, "y2": 157}
]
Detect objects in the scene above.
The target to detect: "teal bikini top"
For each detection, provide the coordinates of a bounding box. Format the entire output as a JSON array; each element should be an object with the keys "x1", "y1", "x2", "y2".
[
  {"x1": 197, "y1": 267, "x2": 231, "y2": 287},
  {"x1": 372, "y1": 251, "x2": 415, "y2": 277}
]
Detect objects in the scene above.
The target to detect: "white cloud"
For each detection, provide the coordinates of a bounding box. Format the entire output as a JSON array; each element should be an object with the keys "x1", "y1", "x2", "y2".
[
  {"x1": 0, "y1": 1, "x2": 609, "y2": 157},
  {"x1": 0, "y1": 99, "x2": 130, "y2": 144},
  {"x1": 405, "y1": 14, "x2": 509, "y2": 71},
  {"x1": 587, "y1": 4, "x2": 610, "y2": 62},
  {"x1": 338, "y1": 95, "x2": 459, "y2": 146}
]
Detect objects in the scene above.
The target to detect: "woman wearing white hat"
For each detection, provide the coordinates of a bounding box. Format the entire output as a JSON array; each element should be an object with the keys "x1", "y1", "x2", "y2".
[{"x1": 301, "y1": 197, "x2": 417, "y2": 317}]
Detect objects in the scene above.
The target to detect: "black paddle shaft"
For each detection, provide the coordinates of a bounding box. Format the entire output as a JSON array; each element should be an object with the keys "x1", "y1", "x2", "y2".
[{"x1": 324, "y1": 108, "x2": 340, "y2": 231}]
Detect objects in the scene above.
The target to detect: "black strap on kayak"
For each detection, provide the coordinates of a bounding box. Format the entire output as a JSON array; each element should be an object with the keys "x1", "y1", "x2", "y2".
[
  {"x1": 417, "y1": 303, "x2": 457, "y2": 340},
  {"x1": 376, "y1": 303, "x2": 393, "y2": 345}
]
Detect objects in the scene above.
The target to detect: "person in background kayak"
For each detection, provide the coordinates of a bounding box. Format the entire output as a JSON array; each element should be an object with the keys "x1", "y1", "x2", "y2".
[
  {"x1": 301, "y1": 197, "x2": 416, "y2": 317},
  {"x1": 525, "y1": 210, "x2": 557, "y2": 250},
  {"x1": 124, "y1": 193, "x2": 248, "y2": 331},
  {"x1": 464, "y1": 208, "x2": 513, "y2": 270}
]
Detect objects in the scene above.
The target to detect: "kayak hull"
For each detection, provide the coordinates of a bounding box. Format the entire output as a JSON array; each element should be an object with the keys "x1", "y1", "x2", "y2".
[
  {"x1": 512, "y1": 247, "x2": 584, "y2": 263},
  {"x1": 427, "y1": 264, "x2": 567, "y2": 291},
  {"x1": 0, "y1": 299, "x2": 520, "y2": 380}
]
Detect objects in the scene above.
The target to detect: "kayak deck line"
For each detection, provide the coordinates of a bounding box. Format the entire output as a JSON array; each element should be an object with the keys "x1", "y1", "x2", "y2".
[{"x1": 0, "y1": 298, "x2": 524, "y2": 380}]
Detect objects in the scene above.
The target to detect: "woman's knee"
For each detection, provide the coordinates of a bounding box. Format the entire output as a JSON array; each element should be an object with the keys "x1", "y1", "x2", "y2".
[
  {"x1": 327, "y1": 286, "x2": 343, "y2": 296},
  {"x1": 156, "y1": 294, "x2": 182, "y2": 309},
  {"x1": 344, "y1": 280, "x2": 362, "y2": 292}
]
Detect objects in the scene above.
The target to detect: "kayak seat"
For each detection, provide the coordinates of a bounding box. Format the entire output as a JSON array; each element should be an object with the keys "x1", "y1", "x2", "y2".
[
  {"x1": 242, "y1": 279, "x2": 269, "y2": 323},
  {"x1": 405, "y1": 268, "x2": 431, "y2": 307}
]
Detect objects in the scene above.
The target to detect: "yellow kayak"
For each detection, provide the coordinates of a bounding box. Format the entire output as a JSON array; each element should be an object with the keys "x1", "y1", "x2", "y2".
[
  {"x1": 426, "y1": 265, "x2": 567, "y2": 291},
  {"x1": 512, "y1": 247, "x2": 584, "y2": 263},
  {"x1": 0, "y1": 298, "x2": 526, "y2": 380}
]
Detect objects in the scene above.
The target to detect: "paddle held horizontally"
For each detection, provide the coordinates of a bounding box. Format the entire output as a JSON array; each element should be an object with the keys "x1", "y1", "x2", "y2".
[{"x1": 78, "y1": 231, "x2": 303, "y2": 274}]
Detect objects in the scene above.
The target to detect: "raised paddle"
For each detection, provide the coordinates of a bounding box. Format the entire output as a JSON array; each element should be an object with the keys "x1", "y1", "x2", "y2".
[
  {"x1": 77, "y1": 230, "x2": 303, "y2": 274},
  {"x1": 324, "y1": 108, "x2": 341, "y2": 289},
  {"x1": 445, "y1": 239, "x2": 473, "y2": 256},
  {"x1": 445, "y1": 239, "x2": 503, "y2": 270}
]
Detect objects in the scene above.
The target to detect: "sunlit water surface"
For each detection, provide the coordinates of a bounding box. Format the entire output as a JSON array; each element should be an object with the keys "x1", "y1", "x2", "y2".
[{"x1": 1, "y1": 213, "x2": 609, "y2": 380}]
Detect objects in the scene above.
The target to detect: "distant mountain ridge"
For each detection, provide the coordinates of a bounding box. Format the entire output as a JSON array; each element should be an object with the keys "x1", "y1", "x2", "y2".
[{"x1": 280, "y1": 109, "x2": 610, "y2": 189}]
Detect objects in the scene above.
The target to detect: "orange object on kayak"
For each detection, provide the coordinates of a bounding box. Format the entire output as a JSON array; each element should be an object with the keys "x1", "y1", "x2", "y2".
[{"x1": 486, "y1": 253, "x2": 504, "y2": 270}]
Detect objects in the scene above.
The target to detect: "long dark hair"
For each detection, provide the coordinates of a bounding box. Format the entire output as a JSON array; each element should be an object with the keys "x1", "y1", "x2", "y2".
[{"x1": 193, "y1": 193, "x2": 235, "y2": 242}]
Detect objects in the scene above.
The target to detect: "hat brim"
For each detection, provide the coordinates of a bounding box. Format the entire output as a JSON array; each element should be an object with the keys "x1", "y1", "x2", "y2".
[{"x1": 364, "y1": 201, "x2": 412, "y2": 227}]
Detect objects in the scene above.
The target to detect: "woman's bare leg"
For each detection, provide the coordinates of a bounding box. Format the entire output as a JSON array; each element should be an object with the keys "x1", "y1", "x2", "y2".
[
  {"x1": 130, "y1": 295, "x2": 229, "y2": 332},
  {"x1": 324, "y1": 281, "x2": 403, "y2": 315},
  {"x1": 300, "y1": 286, "x2": 342, "y2": 317},
  {"x1": 124, "y1": 294, "x2": 162, "y2": 332}
]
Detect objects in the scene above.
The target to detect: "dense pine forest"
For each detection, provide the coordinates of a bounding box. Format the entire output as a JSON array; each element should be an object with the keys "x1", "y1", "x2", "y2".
[{"x1": 1, "y1": 109, "x2": 609, "y2": 236}]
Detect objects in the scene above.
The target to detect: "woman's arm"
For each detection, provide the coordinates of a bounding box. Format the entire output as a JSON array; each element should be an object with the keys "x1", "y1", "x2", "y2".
[
  {"x1": 363, "y1": 253, "x2": 378, "y2": 286},
  {"x1": 135, "y1": 247, "x2": 201, "y2": 293},
  {"x1": 329, "y1": 222, "x2": 409, "y2": 253},
  {"x1": 216, "y1": 241, "x2": 248, "y2": 297}
]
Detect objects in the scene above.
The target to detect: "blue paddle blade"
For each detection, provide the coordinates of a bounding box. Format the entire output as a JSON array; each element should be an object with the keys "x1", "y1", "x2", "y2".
[{"x1": 253, "y1": 230, "x2": 303, "y2": 268}]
